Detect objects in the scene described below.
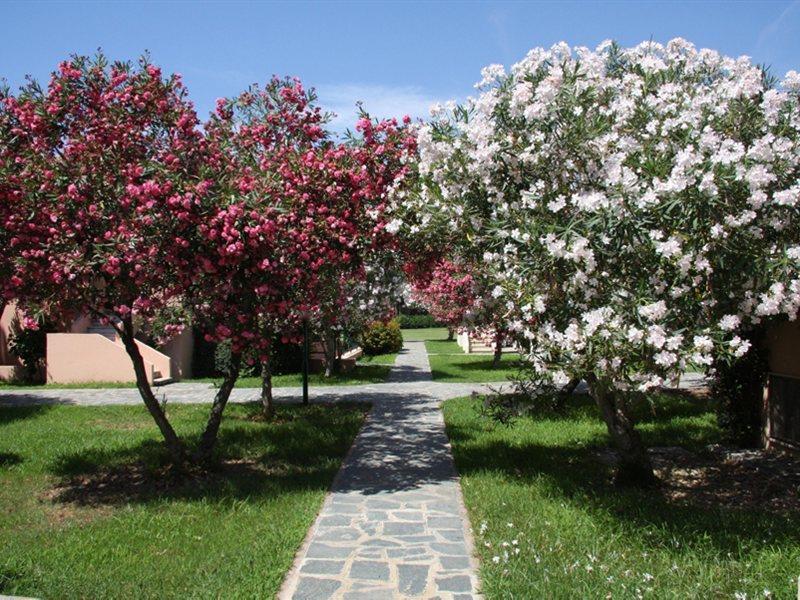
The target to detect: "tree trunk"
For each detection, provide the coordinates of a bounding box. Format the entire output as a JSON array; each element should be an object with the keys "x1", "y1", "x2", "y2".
[
  {"x1": 196, "y1": 353, "x2": 241, "y2": 463},
  {"x1": 586, "y1": 374, "x2": 658, "y2": 486},
  {"x1": 260, "y1": 355, "x2": 274, "y2": 419},
  {"x1": 117, "y1": 317, "x2": 186, "y2": 464},
  {"x1": 447, "y1": 327, "x2": 454, "y2": 341},
  {"x1": 492, "y1": 329, "x2": 503, "y2": 369},
  {"x1": 323, "y1": 331, "x2": 337, "y2": 378},
  {"x1": 553, "y1": 377, "x2": 581, "y2": 412},
  {"x1": 562, "y1": 377, "x2": 580, "y2": 397}
]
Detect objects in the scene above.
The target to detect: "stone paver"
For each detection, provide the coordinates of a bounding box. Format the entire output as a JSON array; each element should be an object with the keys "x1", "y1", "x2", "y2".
[
  {"x1": 278, "y1": 341, "x2": 482, "y2": 599},
  {"x1": 386, "y1": 340, "x2": 433, "y2": 383}
]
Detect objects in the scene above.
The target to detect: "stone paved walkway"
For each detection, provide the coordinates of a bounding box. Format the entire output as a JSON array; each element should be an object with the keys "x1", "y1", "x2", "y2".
[{"x1": 278, "y1": 341, "x2": 482, "y2": 600}]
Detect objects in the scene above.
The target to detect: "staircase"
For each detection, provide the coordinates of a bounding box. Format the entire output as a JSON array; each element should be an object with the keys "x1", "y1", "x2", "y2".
[
  {"x1": 84, "y1": 319, "x2": 173, "y2": 385},
  {"x1": 459, "y1": 331, "x2": 516, "y2": 355},
  {"x1": 86, "y1": 321, "x2": 118, "y2": 340}
]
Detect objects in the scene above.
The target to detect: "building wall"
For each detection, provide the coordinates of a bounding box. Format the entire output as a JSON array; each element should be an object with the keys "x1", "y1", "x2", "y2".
[
  {"x1": 765, "y1": 319, "x2": 800, "y2": 378},
  {"x1": 160, "y1": 328, "x2": 193, "y2": 379},
  {"x1": 47, "y1": 333, "x2": 158, "y2": 384},
  {"x1": 763, "y1": 319, "x2": 800, "y2": 454},
  {"x1": 0, "y1": 302, "x2": 22, "y2": 367}
]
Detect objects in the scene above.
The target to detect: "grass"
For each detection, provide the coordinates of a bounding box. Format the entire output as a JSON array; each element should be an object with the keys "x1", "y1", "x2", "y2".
[
  {"x1": 0, "y1": 401, "x2": 368, "y2": 598},
  {"x1": 425, "y1": 338, "x2": 462, "y2": 354},
  {"x1": 199, "y1": 353, "x2": 397, "y2": 388},
  {"x1": 358, "y1": 352, "x2": 399, "y2": 365},
  {"x1": 444, "y1": 393, "x2": 800, "y2": 599},
  {"x1": 0, "y1": 353, "x2": 397, "y2": 391},
  {"x1": 400, "y1": 327, "x2": 449, "y2": 341},
  {"x1": 412, "y1": 331, "x2": 522, "y2": 383},
  {"x1": 0, "y1": 380, "x2": 137, "y2": 390},
  {"x1": 429, "y1": 353, "x2": 522, "y2": 383}
]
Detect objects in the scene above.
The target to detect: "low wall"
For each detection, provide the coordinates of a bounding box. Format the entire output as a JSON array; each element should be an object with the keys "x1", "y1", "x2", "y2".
[
  {"x1": 160, "y1": 328, "x2": 193, "y2": 379},
  {"x1": 47, "y1": 333, "x2": 156, "y2": 384}
]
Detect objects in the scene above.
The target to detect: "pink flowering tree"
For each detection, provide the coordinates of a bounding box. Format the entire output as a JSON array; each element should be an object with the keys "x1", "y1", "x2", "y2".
[
  {"x1": 410, "y1": 259, "x2": 476, "y2": 339},
  {"x1": 197, "y1": 81, "x2": 415, "y2": 426},
  {"x1": 1, "y1": 55, "x2": 209, "y2": 462},
  {"x1": 308, "y1": 115, "x2": 416, "y2": 376}
]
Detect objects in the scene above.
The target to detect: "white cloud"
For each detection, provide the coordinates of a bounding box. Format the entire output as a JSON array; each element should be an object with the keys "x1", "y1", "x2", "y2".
[{"x1": 316, "y1": 83, "x2": 451, "y2": 131}]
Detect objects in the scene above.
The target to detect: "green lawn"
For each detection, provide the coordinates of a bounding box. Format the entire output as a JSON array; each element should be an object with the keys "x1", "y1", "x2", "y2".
[
  {"x1": 0, "y1": 380, "x2": 139, "y2": 390},
  {"x1": 358, "y1": 352, "x2": 399, "y2": 365},
  {"x1": 0, "y1": 402, "x2": 368, "y2": 598},
  {"x1": 202, "y1": 353, "x2": 397, "y2": 388},
  {"x1": 0, "y1": 353, "x2": 397, "y2": 391},
  {"x1": 410, "y1": 331, "x2": 522, "y2": 383},
  {"x1": 425, "y1": 338, "x2": 461, "y2": 354},
  {"x1": 444, "y1": 394, "x2": 799, "y2": 599},
  {"x1": 429, "y1": 352, "x2": 521, "y2": 383},
  {"x1": 400, "y1": 327, "x2": 449, "y2": 341}
]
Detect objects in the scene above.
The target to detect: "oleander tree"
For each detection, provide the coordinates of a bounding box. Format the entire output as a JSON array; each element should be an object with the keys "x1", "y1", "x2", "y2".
[
  {"x1": 309, "y1": 114, "x2": 417, "y2": 377},
  {"x1": 392, "y1": 39, "x2": 800, "y2": 484},
  {"x1": 410, "y1": 258, "x2": 476, "y2": 340},
  {"x1": 198, "y1": 81, "x2": 416, "y2": 425},
  {"x1": 0, "y1": 55, "x2": 210, "y2": 462}
]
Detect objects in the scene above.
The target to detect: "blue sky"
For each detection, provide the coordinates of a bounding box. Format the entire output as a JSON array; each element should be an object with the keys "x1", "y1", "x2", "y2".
[{"x1": 2, "y1": 1, "x2": 798, "y2": 129}]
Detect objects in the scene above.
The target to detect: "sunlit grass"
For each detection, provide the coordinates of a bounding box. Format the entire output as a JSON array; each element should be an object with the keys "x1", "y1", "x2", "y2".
[
  {"x1": 0, "y1": 402, "x2": 367, "y2": 598},
  {"x1": 401, "y1": 327, "x2": 449, "y2": 341},
  {"x1": 444, "y1": 394, "x2": 799, "y2": 599}
]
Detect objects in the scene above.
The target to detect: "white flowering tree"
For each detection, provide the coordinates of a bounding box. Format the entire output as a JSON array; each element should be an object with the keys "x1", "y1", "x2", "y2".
[{"x1": 394, "y1": 39, "x2": 800, "y2": 484}]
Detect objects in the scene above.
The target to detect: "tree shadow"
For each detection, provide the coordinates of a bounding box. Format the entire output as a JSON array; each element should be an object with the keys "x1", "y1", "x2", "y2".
[
  {"x1": 0, "y1": 404, "x2": 56, "y2": 424},
  {"x1": 446, "y1": 399, "x2": 800, "y2": 555},
  {"x1": 0, "y1": 452, "x2": 22, "y2": 468},
  {"x1": 45, "y1": 403, "x2": 368, "y2": 507},
  {"x1": 328, "y1": 393, "x2": 461, "y2": 494}
]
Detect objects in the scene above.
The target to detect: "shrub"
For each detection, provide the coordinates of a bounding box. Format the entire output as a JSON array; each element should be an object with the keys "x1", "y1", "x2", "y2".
[
  {"x1": 8, "y1": 316, "x2": 54, "y2": 383},
  {"x1": 360, "y1": 320, "x2": 403, "y2": 355},
  {"x1": 213, "y1": 340, "x2": 259, "y2": 378},
  {"x1": 202, "y1": 336, "x2": 304, "y2": 378}
]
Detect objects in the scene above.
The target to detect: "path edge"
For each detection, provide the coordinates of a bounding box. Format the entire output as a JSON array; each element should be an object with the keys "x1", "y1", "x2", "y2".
[{"x1": 276, "y1": 400, "x2": 378, "y2": 600}]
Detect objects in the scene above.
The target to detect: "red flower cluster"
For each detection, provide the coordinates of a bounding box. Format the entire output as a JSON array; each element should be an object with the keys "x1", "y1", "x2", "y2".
[
  {"x1": 196, "y1": 77, "x2": 415, "y2": 359},
  {"x1": 410, "y1": 259, "x2": 477, "y2": 330},
  {"x1": 0, "y1": 55, "x2": 415, "y2": 459}
]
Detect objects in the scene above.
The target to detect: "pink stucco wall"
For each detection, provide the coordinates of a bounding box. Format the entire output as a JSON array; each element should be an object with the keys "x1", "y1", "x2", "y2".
[{"x1": 46, "y1": 333, "x2": 169, "y2": 384}]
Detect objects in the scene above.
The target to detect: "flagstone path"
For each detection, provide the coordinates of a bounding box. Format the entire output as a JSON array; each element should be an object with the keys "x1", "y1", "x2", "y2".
[{"x1": 278, "y1": 340, "x2": 482, "y2": 599}]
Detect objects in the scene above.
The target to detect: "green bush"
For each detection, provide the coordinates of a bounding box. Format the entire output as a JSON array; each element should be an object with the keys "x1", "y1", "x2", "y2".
[
  {"x1": 213, "y1": 340, "x2": 259, "y2": 378},
  {"x1": 8, "y1": 316, "x2": 54, "y2": 383},
  {"x1": 360, "y1": 320, "x2": 403, "y2": 355},
  {"x1": 396, "y1": 314, "x2": 442, "y2": 329},
  {"x1": 197, "y1": 335, "x2": 304, "y2": 379}
]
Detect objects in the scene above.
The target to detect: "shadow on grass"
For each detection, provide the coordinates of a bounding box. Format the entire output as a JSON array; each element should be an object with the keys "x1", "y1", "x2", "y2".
[
  {"x1": 447, "y1": 397, "x2": 800, "y2": 554},
  {"x1": 46, "y1": 403, "x2": 368, "y2": 507},
  {"x1": 0, "y1": 404, "x2": 56, "y2": 424},
  {"x1": 0, "y1": 452, "x2": 22, "y2": 468}
]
